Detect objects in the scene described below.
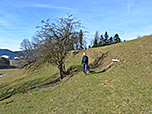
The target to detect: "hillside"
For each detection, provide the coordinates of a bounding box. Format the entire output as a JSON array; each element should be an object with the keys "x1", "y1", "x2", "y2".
[
  {"x1": 0, "y1": 49, "x2": 17, "y2": 60},
  {"x1": 0, "y1": 36, "x2": 152, "y2": 113}
]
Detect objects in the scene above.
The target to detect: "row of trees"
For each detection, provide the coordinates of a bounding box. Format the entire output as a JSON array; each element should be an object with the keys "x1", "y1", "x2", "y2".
[
  {"x1": 92, "y1": 31, "x2": 121, "y2": 48},
  {"x1": 19, "y1": 14, "x2": 85, "y2": 79}
]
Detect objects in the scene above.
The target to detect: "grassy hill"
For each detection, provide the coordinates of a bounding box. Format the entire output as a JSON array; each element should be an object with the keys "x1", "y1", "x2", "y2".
[{"x1": 0, "y1": 36, "x2": 152, "y2": 113}]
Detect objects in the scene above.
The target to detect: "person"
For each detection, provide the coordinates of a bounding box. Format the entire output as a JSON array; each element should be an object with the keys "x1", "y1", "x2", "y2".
[{"x1": 81, "y1": 52, "x2": 89, "y2": 75}]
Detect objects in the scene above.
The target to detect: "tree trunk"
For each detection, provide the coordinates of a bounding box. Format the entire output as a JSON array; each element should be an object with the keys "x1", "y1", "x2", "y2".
[{"x1": 58, "y1": 64, "x2": 64, "y2": 80}]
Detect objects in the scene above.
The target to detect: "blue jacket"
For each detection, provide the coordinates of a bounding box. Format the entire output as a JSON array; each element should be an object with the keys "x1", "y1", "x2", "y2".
[{"x1": 82, "y1": 56, "x2": 88, "y2": 64}]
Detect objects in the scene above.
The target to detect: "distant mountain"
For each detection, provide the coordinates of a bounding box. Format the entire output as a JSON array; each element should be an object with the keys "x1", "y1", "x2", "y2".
[{"x1": 0, "y1": 49, "x2": 18, "y2": 60}]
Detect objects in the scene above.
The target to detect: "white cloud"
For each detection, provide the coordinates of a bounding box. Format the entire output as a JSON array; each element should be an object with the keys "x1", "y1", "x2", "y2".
[
  {"x1": 0, "y1": 10, "x2": 20, "y2": 28},
  {"x1": 127, "y1": 0, "x2": 136, "y2": 15},
  {"x1": 5, "y1": 0, "x2": 25, "y2": 12},
  {"x1": 0, "y1": 46, "x2": 19, "y2": 51},
  {"x1": 0, "y1": 19, "x2": 11, "y2": 26},
  {"x1": 123, "y1": 25, "x2": 152, "y2": 40},
  {"x1": 0, "y1": 38, "x2": 7, "y2": 42},
  {"x1": 0, "y1": 37, "x2": 21, "y2": 51},
  {"x1": 123, "y1": 30, "x2": 128, "y2": 37},
  {"x1": 23, "y1": 4, "x2": 76, "y2": 12}
]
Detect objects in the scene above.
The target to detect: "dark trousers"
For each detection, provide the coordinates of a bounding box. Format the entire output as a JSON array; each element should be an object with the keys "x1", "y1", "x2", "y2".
[{"x1": 82, "y1": 63, "x2": 88, "y2": 75}]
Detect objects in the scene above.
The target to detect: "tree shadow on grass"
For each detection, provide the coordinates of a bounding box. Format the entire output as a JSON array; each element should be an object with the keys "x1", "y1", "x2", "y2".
[
  {"x1": 86, "y1": 51, "x2": 115, "y2": 74},
  {"x1": 41, "y1": 65, "x2": 83, "y2": 88},
  {"x1": 0, "y1": 73, "x2": 58, "y2": 101},
  {"x1": 0, "y1": 61, "x2": 111, "y2": 102},
  {"x1": 89, "y1": 64, "x2": 113, "y2": 74},
  {"x1": 89, "y1": 52, "x2": 108, "y2": 69},
  {"x1": 89, "y1": 69, "x2": 106, "y2": 74},
  {"x1": 0, "y1": 65, "x2": 82, "y2": 101},
  {"x1": 0, "y1": 65, "x2": 82, "y2": 102},
  {"x1": 0, "y1": 52, "x2": 110, "y2": 101}
]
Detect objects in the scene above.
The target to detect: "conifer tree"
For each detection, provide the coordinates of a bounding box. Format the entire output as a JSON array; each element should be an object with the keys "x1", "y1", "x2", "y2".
[
  {"x1": 114, "y1": 34, "x2": 121, "y2": 43},
  {"x1": 109, "y1": 36, "x2": 114, "y2": 45},
  {"x1": 104, "y1": 31, "x2": 109, "y2": 45},
  {"x1": 92, "y1": 38, "x2": 98, "y2": 47},
  {"x1": 79, "y1": 30, "x2": 84, "y2": 50},
  {"x1": 92, "y1": 31, "x2": 99, "y2": 47},
  {"x1": 98, "y1": 34, "x2": 104, "y2": 46}
]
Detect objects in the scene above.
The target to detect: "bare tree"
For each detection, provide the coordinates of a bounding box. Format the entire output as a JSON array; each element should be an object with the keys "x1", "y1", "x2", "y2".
[
  {"x1": 29, "y1": 14, "x2": 82, "y2": 79},
  {"x1": 18, "y1": 39, "x2": 35, "y2": 68}
]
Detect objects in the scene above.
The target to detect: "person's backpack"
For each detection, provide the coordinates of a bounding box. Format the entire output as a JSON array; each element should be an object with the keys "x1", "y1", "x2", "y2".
[{"x1": 82, "y1": 56, "x2": 88, "y2": 63}]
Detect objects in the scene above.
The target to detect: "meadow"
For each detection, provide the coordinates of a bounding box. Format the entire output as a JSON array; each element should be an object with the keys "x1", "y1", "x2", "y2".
[{"x1": 0, "y1": 36, "x2": 152, "y2": 113}]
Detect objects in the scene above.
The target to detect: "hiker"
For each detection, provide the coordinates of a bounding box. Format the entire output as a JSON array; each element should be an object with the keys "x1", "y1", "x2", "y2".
[{"x1": 82, "y1": 52, "x2": 89, "y2": 75}]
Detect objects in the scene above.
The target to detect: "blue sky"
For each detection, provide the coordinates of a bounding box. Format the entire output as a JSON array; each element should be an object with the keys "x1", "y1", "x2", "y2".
[{"x1": 0, "y1": 0, "x2": 152, "y2": 51}]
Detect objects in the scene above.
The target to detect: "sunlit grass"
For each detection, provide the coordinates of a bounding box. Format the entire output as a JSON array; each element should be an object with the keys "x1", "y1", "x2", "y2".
[{"x1": 0, "y1": 36, "x2": 152, "y2": 113}]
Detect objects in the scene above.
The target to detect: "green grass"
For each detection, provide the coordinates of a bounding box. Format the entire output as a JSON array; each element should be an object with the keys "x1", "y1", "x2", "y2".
[
  {"x1": 0, "y1": 36, "x2": 152, "y2": 113},
  {"x1": 0, "y1": 65, "x2": 58, "y2": 101},
  {"x1": 0, "y1": 69, "x2": 18, "y2": 75}
]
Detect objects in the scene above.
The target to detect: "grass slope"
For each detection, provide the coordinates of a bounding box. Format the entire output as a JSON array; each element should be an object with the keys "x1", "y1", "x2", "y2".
[{"x1": 0, "y1": 36, "x2": 152, "y2": 113}]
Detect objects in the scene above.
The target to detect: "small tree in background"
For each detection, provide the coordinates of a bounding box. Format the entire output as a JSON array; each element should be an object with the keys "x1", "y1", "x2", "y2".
[
  {"x1": 98, "y1": 34, "x2": 104, "y2": 46},
  {"x1": 92, "y1": 38, "x2": 98, "y2": 47},
  {"x1": 114, "y1": 34, "x2": 121, "y2": 43},
  {"x1": 109, "y1": 36, "x2": 114, "y2": 45},
  {"x1": 79, "y1": 30, "x2": 84, "y2": 50},
  {"x1": 18, "y1": 39, "x2": 40, "y2": 68},
  {"x1": 92, "y1": 31, "x2": 99, "y2": 47},
  {"x1": 104, "y1": 31, "x2": 109, "y2": 45}
]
